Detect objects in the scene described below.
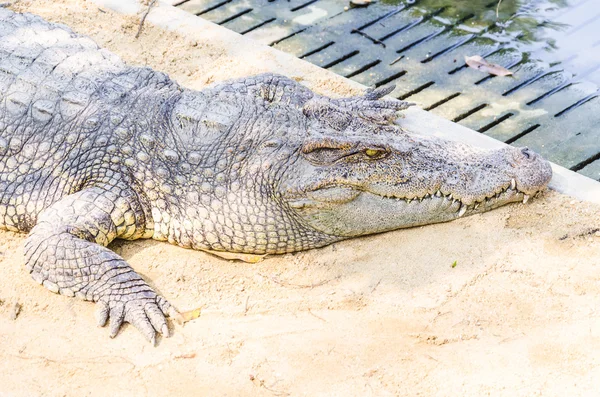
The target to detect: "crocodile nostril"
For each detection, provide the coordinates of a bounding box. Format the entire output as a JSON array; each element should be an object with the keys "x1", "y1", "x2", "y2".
[{"x1": 521, "y1": 147, "x2": 533, "y2": 159}]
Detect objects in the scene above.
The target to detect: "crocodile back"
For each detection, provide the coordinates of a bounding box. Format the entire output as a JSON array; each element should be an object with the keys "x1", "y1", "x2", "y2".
[
  {"x1": 0, "y1": 9, "x2": 129, "y2": 130},
  {"x1": 0, "y1": 9, "x2": 150, "y2": 232}
]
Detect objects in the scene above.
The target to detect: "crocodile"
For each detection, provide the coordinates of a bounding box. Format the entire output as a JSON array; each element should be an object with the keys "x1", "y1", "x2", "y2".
[{"x1": 0, "y1": 9, "x2": 552, "y2": 344}]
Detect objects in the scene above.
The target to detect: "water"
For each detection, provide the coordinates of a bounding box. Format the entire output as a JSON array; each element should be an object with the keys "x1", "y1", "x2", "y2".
[
  {"x1": 389, "y1": 0, "x2": 570, "y2": 45},
  {"x1": 177, "y1": 0, "x2": 600, "y2": 178},
  {"x1": 384, "y1": 0, "x2": 598, "y2": 82}
]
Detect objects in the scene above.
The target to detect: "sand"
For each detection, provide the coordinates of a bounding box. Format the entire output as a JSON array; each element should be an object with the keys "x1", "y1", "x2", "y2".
[{"x1": 1, "y1": 1, "x2": 600, "y2": 395}]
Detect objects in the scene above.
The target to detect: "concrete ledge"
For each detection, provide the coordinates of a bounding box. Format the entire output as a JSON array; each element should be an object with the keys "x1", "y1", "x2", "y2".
[{"x1": 96, "y1": 0, "x2": 600, "y2": 204}]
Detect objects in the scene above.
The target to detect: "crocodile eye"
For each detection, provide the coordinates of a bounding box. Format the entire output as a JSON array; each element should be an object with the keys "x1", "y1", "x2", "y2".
[{"x1": 364, "y1": 148, "x2": 387, "y2": 159}]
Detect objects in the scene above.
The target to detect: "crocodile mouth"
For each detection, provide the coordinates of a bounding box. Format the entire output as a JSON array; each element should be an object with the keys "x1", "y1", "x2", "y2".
[
  {"x1": 285, "y1": 179, "x2": 548, "y2": 237},
  {"x1": 288, "y1": 179, "x2": 544, "y2": 218},
  {"x1": 373, "y1": 178, "x2": 543, "y2": 218}
]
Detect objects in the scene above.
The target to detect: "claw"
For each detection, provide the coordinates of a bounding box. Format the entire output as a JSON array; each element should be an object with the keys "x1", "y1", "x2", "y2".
[
  {"x1": 95, "y1": 301, "x2": 110, "y2": 327},
  {"x1": 127, "y1": 305, "x2": 158, "y2": 344},
  {"x1": 157, "y1": 295, "x2": 172, "y2": 315},
  {"x1": 365, "y1": 85, "x2": 396, "y2": 100},
  {"x1": 109, "y1": 302, "x2": 125, "y2": 338},
  {"x1": 98, "y1": 286, "x2": 174, "y2": 344},
  {"x1": 146, "y1": 303, "x2": 170, "y2": 338}
]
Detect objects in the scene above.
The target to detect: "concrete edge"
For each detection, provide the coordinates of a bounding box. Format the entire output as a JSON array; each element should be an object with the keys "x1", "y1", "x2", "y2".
[{"x1": 94, "y1": 0, "x2": 600, "y2": 205}]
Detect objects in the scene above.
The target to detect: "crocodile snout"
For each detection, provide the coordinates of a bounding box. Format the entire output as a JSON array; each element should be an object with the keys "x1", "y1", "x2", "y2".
[{"x1": 512, "y1": 146, "x2": 553, "y2": 194}]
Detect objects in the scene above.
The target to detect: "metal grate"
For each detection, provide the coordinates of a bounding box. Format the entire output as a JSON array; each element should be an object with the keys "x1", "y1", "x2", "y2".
[{"x1": 174, "y1": 0, "x2": 600, "y2": 181}]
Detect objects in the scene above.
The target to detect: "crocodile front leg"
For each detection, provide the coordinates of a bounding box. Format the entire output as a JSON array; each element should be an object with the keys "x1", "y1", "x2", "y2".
[{"x1": 24, "y1": 185, "x2": 176, "y2": 344}]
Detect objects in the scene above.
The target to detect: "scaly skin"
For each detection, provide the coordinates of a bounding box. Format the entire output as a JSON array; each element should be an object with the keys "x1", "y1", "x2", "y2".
[{"x1": 0, "y1": 10, "x2": 552, "y2": 343}]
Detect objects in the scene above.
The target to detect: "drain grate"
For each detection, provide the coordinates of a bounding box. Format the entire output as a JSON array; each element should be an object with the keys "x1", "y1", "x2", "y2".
[{"x1": 173, "y1": 0, "x2": 600, "y2": 181}]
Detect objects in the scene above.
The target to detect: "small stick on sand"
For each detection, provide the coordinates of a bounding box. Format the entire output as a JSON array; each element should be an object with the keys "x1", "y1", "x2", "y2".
[
  {"x1": 244, "y1": 296, "x2": 251, "y2": 315},
  {"x1": 135, "y1": 0, "x2": 157, "y2": 39}
]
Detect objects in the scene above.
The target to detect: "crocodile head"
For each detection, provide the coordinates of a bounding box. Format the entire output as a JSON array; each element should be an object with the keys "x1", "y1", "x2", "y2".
[
  {"x1": 273, "y1": 89, "x2": 553, "y2": 238},
  {"x1": 173, "y1": 76, "x2": 552, "y2": 253}
]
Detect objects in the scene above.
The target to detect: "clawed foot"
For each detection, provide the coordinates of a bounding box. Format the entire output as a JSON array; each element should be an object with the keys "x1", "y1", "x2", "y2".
[{"x1": 95, "y1": 290, "x2": 179, "y2": 345}]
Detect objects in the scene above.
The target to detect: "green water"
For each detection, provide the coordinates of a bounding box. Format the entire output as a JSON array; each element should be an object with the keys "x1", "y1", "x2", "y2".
[{"x1": 381, "y1": 0, "x2": 570, "y2": 49}]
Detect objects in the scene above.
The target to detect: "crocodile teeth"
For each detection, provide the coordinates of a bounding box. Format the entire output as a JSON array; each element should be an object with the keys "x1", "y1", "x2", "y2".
[
  {"x1": 458, "y1": 204, "x2": 467, "y2": 217},
  {"x1": 522, "y1": 194, "x2": 530, "y2": 204},
  {"x1": 435, "y1": 190, "x2": 442, "y2": 197},
  {"x1": 510, "y1": 178, "x2": 516, "y2": 190},
  {"x1": 474, "y1": 203, "x2": 480, "y2": 210}
]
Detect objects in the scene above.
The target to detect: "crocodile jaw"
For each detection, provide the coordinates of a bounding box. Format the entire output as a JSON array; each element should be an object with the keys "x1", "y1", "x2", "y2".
[{"x1": 288, "y1": 182, "x2": 541, "y2": 237}]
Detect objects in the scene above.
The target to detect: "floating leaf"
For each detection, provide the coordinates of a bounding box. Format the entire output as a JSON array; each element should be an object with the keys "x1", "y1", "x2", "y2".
[
  {"x1": 451, "y1": 261, "x2": 457, "y2": 268},
  {"x1": 464, "y1": 55, "x2": 513, "y2": 76},
  {"x1": 350, "y1": 0, "x2": 372, "y2": 7}
]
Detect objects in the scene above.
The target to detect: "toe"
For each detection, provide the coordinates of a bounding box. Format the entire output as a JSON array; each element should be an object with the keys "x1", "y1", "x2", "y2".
[
  {"x1": 126, "y1": 304, "x2": 157, "y2": 345},
  {"x1": 95, "y1": 301, "x2": 110, "y2": 327},
  {"x1": 146, "y1": 303, "x2": 170, "y2": 338},
  {"x1": 109, "y1": 302, "x2": 125, "y2": 338},
  {"x1": 156, "y1": 296, "x2": 172, "y2": 316}
]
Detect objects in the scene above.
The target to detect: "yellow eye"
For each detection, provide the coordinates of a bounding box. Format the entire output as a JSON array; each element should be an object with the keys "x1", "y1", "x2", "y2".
[{"x1": 365, "y1": 148, "x2": 385, "y2": 158}]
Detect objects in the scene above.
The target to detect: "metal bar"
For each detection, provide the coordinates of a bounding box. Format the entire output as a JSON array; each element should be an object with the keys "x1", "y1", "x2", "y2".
[
  {"x1": 299, "y1": 41, "x2": 335, "y2": 59},
  {"x1": 478, "y1": 113, "x2": 514, "y2": 133},
  {"x1": 345, "y1": 60, "x2": 382, "y2": 78},
  {"x1": 505, "y1": 124, "x2": 541, "y2": 144},
  {"x1": 555, "y1": 91, "x2": 599, "y2": 117},
  {"x1": 424, "y1": 92, "x2": 461, "y2": 111},
  {"x1": 240, "y1": 17, "x2": 276, "y2": 34},
  {"x1": 398, "y1": 81, "x2": 434, "y2": 100},
  {"x1": 218, "y1": 8, "x2": 252, "y2": 25},
  {"x1": 323, "y1": 50, "x2": 360, "y2": 69},
  {"x1": 453, "y1": 103, "x2": 488, "y2": 123}
]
